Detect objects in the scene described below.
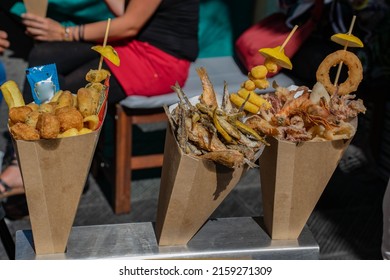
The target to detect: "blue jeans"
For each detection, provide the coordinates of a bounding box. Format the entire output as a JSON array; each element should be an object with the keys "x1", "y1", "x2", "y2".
[{"x1": 0, "y1": 62, "x2": 6, "y2": 103}]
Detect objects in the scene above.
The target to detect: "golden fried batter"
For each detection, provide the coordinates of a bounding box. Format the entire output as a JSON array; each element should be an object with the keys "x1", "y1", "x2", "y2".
[
  {"x1": 10, "y1": 123, "x2": 40, "y2": 140},
  {"x1": 26, "y1": 103, "x2": 39, "y2": 111},
  {"x1": 38, "y1": 103, "x2": 56, "y2": 113},
  {"x1": 9, "y1": 106, "x2": 33, "y2": 123},
  {"x1": 36, "y1": 113, "x2": 60, "y2": 139},
  {"x1": 85, "y1": 69, "x2": 110, "y2": 83},
  {"x1": 56, "y1": 106, "x2": 84, "y2": 132},
  {"x1": 25, "y1": 111, "x2": 41, "y2": 128},
  {"x1": 56, "y1": 90, "x2": 74, "y2": 109},
  {"x1": 77, "y1": 87, "x2": 97, "y2": 117}
]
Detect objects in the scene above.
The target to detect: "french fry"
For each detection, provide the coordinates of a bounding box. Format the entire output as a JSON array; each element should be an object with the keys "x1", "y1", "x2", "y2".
[
  {"x1": 83, "y1": 115, "x2": 100, "y2": 130},
  {"x1": 78, "y1": 128, "x2": 93, "y2": 135},
  {"x1": 58, "y1": 128, "x2": 79, "y2": 138},
  {"x1": 1, "y1": 80, "x2": 25, "y2": 108}
]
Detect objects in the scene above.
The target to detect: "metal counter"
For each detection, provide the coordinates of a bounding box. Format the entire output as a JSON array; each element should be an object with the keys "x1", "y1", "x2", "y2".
[{"x1": 15, "y1": 217, "x2": 319, "y2": 260}]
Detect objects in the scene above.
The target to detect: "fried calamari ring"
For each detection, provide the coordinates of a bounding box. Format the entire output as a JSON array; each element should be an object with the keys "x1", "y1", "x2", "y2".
[{"x1": 316, "y1": 50, "x2": 363, "y2": 95}]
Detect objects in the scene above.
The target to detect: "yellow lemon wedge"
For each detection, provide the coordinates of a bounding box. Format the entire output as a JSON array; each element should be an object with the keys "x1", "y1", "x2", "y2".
[
  {"x1": 259, "y1": 46, "x2": 292, "y2": 70},
  {"x1": 91, "y1": 45, "x2": 120, "y2": 66},
  {"x1": 331, "y1": 33, "x2": 364, "y2": 48}
]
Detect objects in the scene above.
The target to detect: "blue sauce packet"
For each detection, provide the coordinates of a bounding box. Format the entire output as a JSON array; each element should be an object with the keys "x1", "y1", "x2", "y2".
[{"x1": 26, "y1": 64, "x2": 60, "y2": 105}]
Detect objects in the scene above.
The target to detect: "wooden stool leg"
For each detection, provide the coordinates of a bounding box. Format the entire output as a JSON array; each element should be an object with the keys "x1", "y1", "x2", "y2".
[{"x1": 115, "y1": 105, "x2": 131, "y2": 214}]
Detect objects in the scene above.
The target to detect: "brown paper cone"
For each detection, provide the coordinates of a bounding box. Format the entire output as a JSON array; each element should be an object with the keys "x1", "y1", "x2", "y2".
[
  {"x1": 259, "y1": 119, "x2": 356, "y2": 239},
  {"x1": 155, "y1": 127, "x2": 247, "y2": 246},
  {"x1": 14, "y1": 129, "x2": 101, "y2": 254},
  {"x1": 23, "y1": 0, "x2": 48, "y2": 17}
]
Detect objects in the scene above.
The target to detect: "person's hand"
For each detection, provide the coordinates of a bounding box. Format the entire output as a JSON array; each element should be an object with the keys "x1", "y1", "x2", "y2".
[
  {"x1": 21, "y1": 13, "x2": 65, "y2": 41},
  {"x1": 0, "y1": 30, "x2": 10, "y2": 54}
]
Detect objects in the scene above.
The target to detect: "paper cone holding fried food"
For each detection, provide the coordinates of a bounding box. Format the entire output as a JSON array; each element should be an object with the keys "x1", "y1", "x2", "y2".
[
  {"x1": 8, "y1": 76, "x2": 109, "y2": 255},
  {"x1": 259, "y1": 118, "x2": 356, "y2": 240},
  {"x1": 14, "y1": 129, "x2": 101, "y2": 254},
  {"x1": 155, "y1": 70, "x2": 266, "y2": 246},
  {"x1": 155, "y1": 127, "x2": 248, "y2": 246}
]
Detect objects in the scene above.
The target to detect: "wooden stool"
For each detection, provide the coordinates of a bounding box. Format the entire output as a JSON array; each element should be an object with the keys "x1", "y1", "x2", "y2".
[{"x1": 114, "y1": 105, "x2": 167, "y2": 214}]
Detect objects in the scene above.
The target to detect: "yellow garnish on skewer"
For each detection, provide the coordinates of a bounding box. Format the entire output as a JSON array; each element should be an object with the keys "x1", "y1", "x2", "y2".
[
  {"x1": 258, "y1": 25, "x2": 299, "y2": 70},
  {"x1": 91, "y1": 18, "x2": 121, "y2": 68},
  {"x1": 259, "y1": 46, "x2": 293, "y2": 70},
  {"x1": 331, "y1": 33, "x2": 364, "y2": 48},
  {"x1": 91, "y1": 45, "x2": 120, "y2": 67}
]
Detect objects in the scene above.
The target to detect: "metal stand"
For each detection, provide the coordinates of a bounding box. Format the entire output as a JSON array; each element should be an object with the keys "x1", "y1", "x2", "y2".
[{"x1": 15, "y1": 217, "x2": 319, "y2": 260}]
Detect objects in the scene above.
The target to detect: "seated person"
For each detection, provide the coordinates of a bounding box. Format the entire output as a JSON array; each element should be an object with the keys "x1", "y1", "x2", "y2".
[{"x1": 0, "y1": 0, "x2": 199, "y2": 202}]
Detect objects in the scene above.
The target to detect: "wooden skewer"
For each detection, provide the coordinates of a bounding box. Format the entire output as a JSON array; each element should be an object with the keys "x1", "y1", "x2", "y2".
[
  {"x1": 333, "y1": 15, "x2": 356, "y2": 86},
  {"x1": 98, "y1": 18, "x2": 111, "y2": 71},
  {"x1": 280, "y1": 25, "x2": 299, "y2": 51}
]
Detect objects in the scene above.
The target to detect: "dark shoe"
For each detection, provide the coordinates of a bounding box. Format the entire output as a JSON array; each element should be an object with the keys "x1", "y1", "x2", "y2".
[{"x1": 2, "y1": 194, "x2": 29, "y2": 220}]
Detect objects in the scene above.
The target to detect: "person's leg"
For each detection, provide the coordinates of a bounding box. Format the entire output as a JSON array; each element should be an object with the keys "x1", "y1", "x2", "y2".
[
  {"x1": 0, "y1": 159, "x2": 24, "y2": 199},
  {"x1": 382, "y1": 178, "x2": 390, "y2": 260}
]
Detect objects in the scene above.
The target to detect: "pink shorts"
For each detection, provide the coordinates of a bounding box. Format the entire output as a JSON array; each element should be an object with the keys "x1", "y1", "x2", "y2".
[{"x1": 105, "y1": 40, "x2": 191, "y2": 97}]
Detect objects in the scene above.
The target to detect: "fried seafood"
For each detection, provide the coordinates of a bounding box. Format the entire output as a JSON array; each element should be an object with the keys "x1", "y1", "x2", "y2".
[
  {"x1": 36, "y1": 113, "x2": 60, "y2": 139},
  {"x1": 167, "y1": 73, "x2": 266, "y2": 168},
  {"x1": 38, "y1": 102, "x2": 56, "y2": 113},
  {"x1": 3, "y1": 64, "x2": 108, "y2": 141},
  {"x1": 56, "y1": 106, "x2": 84, "y2": 132},
  {"x1": 9, "y1": 106, "x2": 33, "y2": 124},
  {"x1": 201, "y1": 150, "x2": 244, "y2": 169},
  {"x1": 56, "y1": 90, "x2": 74, "y2": 109},
  {"x1": 10, "y1": 123, "x2": 40, "y2": 140},
  {"x1": 85, "y1": 69, "x2": 110, "y2": 83},
  {"x1": 316, "y1": 50, "x2": 363, "y2": 95},
  {"x1": 77, "y1": 87, "x2": 99, "y2": 117},
  {"x1": 240, "y1": 81, "x2": 366, "y2": 142},
  {"x1": 25, "y1": 111, "x2": 41, "y2": 128},
  {"x1": 26, "y1": 103, "x2": 39, "y2": 111},
  {"x1": 197, "y1": 67, "x2": 218, "y2": 108}
]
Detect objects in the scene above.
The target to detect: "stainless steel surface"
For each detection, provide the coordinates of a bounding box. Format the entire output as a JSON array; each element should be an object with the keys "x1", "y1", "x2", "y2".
[{"x1": 15, "y1": 217, "x2": 319, "y2": 260}]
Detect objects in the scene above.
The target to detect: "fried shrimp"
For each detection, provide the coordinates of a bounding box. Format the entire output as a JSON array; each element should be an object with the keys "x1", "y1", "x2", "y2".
[{"x1": 316, "y1": 50, "x2": 363, "y2": 95}]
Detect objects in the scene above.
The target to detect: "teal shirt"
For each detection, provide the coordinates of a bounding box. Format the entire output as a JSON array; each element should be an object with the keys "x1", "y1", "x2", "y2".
[
  {"x1": 198, "y1": 0, "x2": 233, "y2": 58},
  {"x1": 11, "y1": 0, "x2": 114, "y2": 26}
]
